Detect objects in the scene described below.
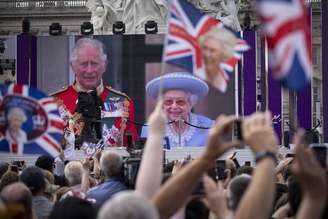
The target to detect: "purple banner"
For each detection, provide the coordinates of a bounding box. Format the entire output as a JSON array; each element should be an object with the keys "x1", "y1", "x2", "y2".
[
  {"x1": 322, "y1": 0, "x2": 328, "y2": 141},
  {"x1": 243, "y1": 31, "x2": 257, "y2": 116},
  {"x1": 268, "y1": 62, "x2": 282, "y2": 144},
  {"x1": 297, "y1": 83, "x2": 312, "y2": 129},
  {"x1": 296, "y1": 5, "x2": 312, "y2": 130},
  {"x1": 30, "y1": 36, "x2": 37, "y2": 87},
  {"x1": 238, "y1": 62, "x2": 242, "y2": 115},
  {"x1": 17, "y1": 34, "x2": 37, "y2": 87}
]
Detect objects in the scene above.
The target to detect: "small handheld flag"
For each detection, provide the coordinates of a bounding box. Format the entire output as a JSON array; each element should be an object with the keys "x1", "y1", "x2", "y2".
[{"x1": 0, "y1": 84, "x2": 64, "y2": 158}]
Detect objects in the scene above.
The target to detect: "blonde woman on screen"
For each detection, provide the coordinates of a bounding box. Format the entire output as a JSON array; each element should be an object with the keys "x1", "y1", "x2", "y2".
[{"x1": 198, "y1": 27, "x2": 238, "y2": 92}]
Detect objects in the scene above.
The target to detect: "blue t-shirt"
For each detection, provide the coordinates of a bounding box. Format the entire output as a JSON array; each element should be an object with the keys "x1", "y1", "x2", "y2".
[
  {"x1": 86, "y1": 178, "x2": 127, "y2": 208},
  {"x1": 141, "y1": 113, "x2": 214, "y2": 148}
]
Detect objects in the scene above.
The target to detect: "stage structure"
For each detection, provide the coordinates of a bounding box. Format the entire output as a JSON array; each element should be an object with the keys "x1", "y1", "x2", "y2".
[{"x1": 0, "y1": 31, "x2": 318, "y2": 145}]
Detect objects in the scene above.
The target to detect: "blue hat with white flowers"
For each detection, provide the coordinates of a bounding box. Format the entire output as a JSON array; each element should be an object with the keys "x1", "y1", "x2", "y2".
[{"x1": 146, "y1": 72, "x2": 209, "y2": 98}]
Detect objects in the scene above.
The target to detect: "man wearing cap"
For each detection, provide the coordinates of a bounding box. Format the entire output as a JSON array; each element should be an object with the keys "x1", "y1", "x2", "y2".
[
  {"x1": 141, "y1": 72, "x2": 214, "y2": 147},
  {"x1": 51, "y1": 37, "x2": 138, "y2": 147}
]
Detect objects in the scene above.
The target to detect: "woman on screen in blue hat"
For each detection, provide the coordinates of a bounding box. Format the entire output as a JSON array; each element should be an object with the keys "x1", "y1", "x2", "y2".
[{"x1": 141, "y1": 72, "x2": 214, "y2": 148}]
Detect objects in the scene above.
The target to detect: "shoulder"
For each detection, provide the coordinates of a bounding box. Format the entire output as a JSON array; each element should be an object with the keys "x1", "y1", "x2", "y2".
[
  {"x1": 49, "y1": 85, "x2": 71, "y2": 97},
  {"x1": 104, "y1": 86, "x2": 131, "y2": 100},
  {"x1": 140, "y1": 125, "x2": 149, "y2": 137},
  {"x1": 192, "y1": 113, "x2": 214, "y2": 126}
]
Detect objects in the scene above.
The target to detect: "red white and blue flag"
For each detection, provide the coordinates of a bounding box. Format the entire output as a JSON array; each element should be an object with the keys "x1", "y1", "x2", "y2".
[
  {"x1": 164, "y1": 0, "x2": 249, "y2": 92},
  {"x1": 0, "y1": 84, "x2": 64, "y2": 158},
  {"x1": 256, "y1": 0, "x2": 312, "y2": 91}
]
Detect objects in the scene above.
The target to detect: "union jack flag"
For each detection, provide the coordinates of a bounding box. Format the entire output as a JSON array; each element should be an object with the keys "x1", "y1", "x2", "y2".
[
  {"x1": 164, "y1": 0, "x2": 249, "y2": 92},
  {"x1": 0, "y1": 84, "x2": 64, "y2": 158},
  {"x1": 256, "y1": 0, "x2": 312, "y2": 91}
]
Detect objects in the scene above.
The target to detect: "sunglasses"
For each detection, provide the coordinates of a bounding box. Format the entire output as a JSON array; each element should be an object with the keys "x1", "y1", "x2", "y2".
[{"x1": 163, "y1": 99, "x2": 188, "y2": 106}]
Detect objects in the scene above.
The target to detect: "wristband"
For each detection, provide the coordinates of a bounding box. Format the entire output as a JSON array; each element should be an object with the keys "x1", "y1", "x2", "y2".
[{"x1": 255, "y1": 151, "x2": 277, "y2": 165}]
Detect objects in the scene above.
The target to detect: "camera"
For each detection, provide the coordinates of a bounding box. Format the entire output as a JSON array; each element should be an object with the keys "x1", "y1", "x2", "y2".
[
  {"x1": 216, "y1": 160, "x2": 227, "y2": 180},
  {"x1": 234, "y1": 120, "x2": 243, "y2": 141},
  {"x1": 123, "y1": 157, "x2": 141, "y2": 189},
  {"x1": 206, "y1": 159, "x2": 227, "y2": 182}
]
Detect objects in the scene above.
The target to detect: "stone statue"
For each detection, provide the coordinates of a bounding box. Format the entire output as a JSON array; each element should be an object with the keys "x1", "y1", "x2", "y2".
[
  {"x1": 87, "y1": 0, "x2": 243, "y2": 34},
  {"x1": 121, "y1": 0, "x2": 168, "y2": 34},
  {"x1": 188, "y1": 0, "x2": 221, "y2": 17},
  {"x1": 216, "y1": 0, "x2": 242, "y2": 32},
  {"x1": 87, "y1": 0, "x2": 124, "y2": 34},
  {"x1": 87, "y1": 0, "x2": 168, "y2": 34},
  {"x1": 136, "y1": 0, "x2": 168, "y2": 33}
]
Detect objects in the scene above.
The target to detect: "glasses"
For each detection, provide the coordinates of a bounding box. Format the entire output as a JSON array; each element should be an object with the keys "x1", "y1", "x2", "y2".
[{"x1": 163, "y1": 99, "x2": 188, "y2": 106}]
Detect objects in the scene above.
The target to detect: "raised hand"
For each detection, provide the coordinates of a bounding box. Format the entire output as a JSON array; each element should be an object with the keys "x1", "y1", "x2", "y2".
[
  {"x1": 204, "y1": 115, "x2": 241, "y2": 161},
  {"x1": 203, "y1": 174, "x2": 229, "y2": 218},
  {"x1": 292, "y1": 130, "x2": 327, "y2": 201},
  {"x1": 148, "y1": 99, "x2": 167, "y2": 136},
  {"x1": 242, "y1": 111, "x2": 278, "y2": 154}
]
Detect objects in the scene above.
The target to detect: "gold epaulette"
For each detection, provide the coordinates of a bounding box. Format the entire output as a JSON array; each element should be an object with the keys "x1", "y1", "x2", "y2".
[
  {"x1": 48, "y1": 86, "x2": 69, "y2": 96},
  {"x1": 105, "y1": 86, "x2": 130, "y2": 100}
]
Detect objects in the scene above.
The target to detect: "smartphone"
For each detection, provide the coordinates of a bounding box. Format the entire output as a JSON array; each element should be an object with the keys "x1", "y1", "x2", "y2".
[
  {"x1": 310, "y1": 143, "x2": 327, "y2": 168},
  {"x1": 207, "y1": 165, "x2": 218, "y2": 182},
  {"x1": 244, "y1": 161, "x2": 251, "y2": 166},
  {"x1": 216, "y1": 160, "x2": 227, "y2": 180},
  {"x1": 235, "y1": 120, "x2": 243, "y2": 141}
]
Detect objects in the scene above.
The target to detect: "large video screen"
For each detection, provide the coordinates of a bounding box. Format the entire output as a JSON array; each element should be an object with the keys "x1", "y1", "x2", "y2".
[{"x1": 32, "y1": 34, "x2": 237, "y2": 135}]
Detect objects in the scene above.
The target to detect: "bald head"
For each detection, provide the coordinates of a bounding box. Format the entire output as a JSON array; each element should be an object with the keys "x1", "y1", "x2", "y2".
[
  {"x1": 98, "y1": 191, "x2": 159, "y2": 219},
  {"x1": 0, "y1": 182, "x2": 33, "y2": 219},
  {"x1": 0, "y1": 182, "x2": 32, "y2": 204}
]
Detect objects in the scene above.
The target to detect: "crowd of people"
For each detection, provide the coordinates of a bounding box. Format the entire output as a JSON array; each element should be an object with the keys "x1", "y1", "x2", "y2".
[
  {"x1": 0, "y1": 100, "x2": 327, "y2": 219},
  {"x1": 0, "y1": 37, "x2": 326, "y2": 219}
]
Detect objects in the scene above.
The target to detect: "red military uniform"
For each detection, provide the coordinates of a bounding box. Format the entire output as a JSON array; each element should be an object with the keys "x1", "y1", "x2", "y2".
[{"x1": 51, "y1": 82, "x2": 139, "y2": 146}]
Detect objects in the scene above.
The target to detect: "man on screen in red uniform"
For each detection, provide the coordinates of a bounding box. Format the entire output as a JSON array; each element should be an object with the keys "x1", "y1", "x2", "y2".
[{"x1": 51, "y1": 37, "x2": 138, "y2": 147}]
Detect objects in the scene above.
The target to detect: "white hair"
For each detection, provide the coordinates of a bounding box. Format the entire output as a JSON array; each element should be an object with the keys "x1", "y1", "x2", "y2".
[
  {"x1": 199, "y1": 27, "x2": 238, "y2": 61},
  {"x1": 7, "y1": 107, "x2": 27, "y2": 123},
  {"x1": 100, "y1": 151, "x2": 123, "y2": 179},
  {"x1": 97, "y1": 191, "x2": 159, "y2": 219},
  {"x1": 189, "y1": 93, "x2": 199, "y2": 106},
  {"x1": 64, "y1": 161, "x2": 83, "y2": 186},
  {"x1": 70, "y1": 37, "x2": 107, "y2": 64}
]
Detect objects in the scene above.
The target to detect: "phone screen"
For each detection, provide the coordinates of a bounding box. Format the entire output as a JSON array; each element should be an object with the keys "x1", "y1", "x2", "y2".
[{"x1": 216, "y1": 160, "x2": 227, "y2": 180}]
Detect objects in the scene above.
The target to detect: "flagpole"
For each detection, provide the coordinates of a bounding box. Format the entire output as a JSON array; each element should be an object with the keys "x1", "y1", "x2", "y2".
[
  {"x1": 158, "y1": 60, "x2": 166, "y2": 100},
  {"x1": 157, "y1": 0, "x2": 173, "y2": 101}
]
